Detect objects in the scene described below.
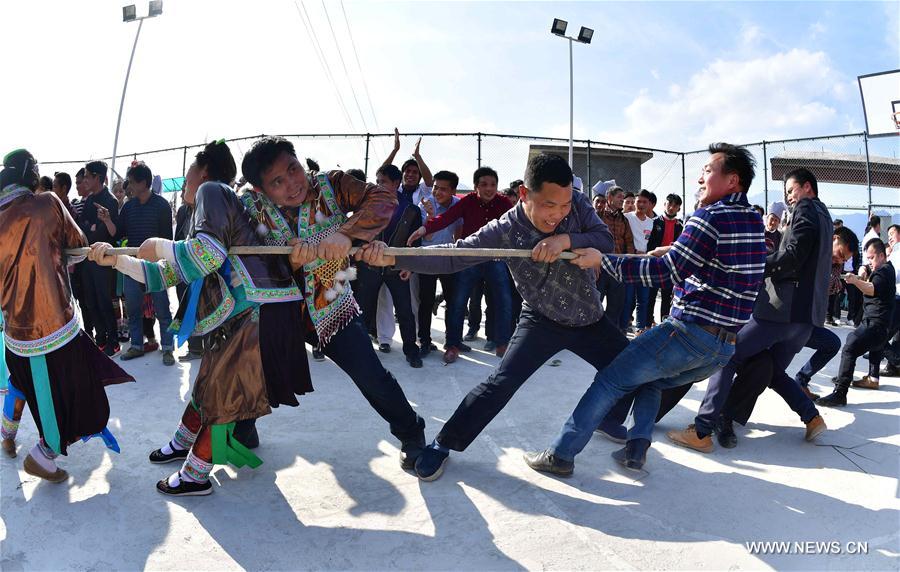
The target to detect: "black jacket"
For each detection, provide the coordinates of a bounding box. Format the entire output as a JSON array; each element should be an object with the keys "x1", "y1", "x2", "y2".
[
  {"x1": 753, "y1": 197, "x2": 833, "y2": 326},
  {"x1": 647, "y1": 215, "x2": 684, "y2": 251}
]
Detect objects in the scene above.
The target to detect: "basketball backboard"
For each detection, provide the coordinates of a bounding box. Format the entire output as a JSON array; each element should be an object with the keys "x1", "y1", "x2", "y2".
[{"x1": 858, "y1": 69, "x2": 900, "y2": 138}]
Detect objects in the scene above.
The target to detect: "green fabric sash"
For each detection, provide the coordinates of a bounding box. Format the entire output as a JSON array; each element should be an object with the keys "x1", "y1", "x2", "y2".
[
  {"x1": 31, "y1": 355, "x2": 61, "y2": 454},
  {"x1": 210, "y1": 422, "x2": 262, "y2": 469}
]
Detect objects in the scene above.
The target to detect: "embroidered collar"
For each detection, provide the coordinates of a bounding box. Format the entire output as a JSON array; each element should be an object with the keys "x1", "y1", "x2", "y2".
[{"x1": 0, "y1": 184, "x2": 32, "y2": 209}]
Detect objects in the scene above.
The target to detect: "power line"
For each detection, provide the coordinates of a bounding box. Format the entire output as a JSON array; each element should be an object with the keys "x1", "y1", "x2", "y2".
[
  {"x1": 321, "y1": 0, "x2": 369, "y2": 132},
  {"x1": 291, "y1": 0, "x2": 356, "y2": 130},
  {"x1": 339, "y1": 0, "x2": 387, "y2": 158},
  {"x1": 339, "y1": 0, "x2": 380, "y2": 133}
]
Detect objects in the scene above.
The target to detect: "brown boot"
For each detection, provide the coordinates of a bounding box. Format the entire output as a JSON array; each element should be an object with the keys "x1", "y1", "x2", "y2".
[
  {"x1": 442, "y1": 346, "x2": 460, "y2": 364},
  {"x1": 23, "y1": 454, "x2": 69, "y2": 483},
  {"x1": 852, "y1": 376, "x2": 879, "y2": 390},
  {"x1": 805, "y1": 415, "x2": 827, "y2": 441},
  {"x1": 666, "y1": 424, "x2": 714, "y2": 453},
  {"x1": 800, "y1": 385, "x2": 821, "y2": 401},
  {"x1": 2, "y1": 438, "x2": 16, "y2": 458}
]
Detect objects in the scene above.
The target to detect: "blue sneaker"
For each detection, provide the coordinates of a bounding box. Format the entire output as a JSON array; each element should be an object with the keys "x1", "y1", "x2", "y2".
[
  {"x1": 415, "y1": 446, "x2": 449, "y2": 481},
  {"x1": 594, "y1": 418, "x2": 627, "y2": 443}
]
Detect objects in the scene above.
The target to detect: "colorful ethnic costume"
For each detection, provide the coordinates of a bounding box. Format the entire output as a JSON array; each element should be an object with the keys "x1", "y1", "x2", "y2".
[
  {"x1": 0, "y1": 162, "x2": 134, "y2": 481},
  {"x1": 112, "y1": 181, "x2": 312, "y2": 495},
  {"x1": 241, "y1": 170, "x2": 426, "y2": 467}
]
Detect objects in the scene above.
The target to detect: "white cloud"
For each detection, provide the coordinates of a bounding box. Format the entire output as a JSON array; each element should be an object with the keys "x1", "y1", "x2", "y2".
[
  {"x1": 809, "y1": 21, "x2": 827, "y2": 38},
  {"x1": 596, "y1": 49, "x2": 843, "y2": 149},
  {"x1": 651, "y1": 69, "x2": 660, "y2": 80},
  {"x1": 741, "y1": 24, "x2": 762, "y2": 46}
]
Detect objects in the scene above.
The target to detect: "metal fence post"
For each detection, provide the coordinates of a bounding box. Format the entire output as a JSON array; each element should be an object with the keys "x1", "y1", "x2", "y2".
[
  {"x1": 364, "y1": 133, "x2": 371, "y2": 179},
  {"x1": 681, "y1": 153, "x2": 686, "y2": 208},
  {"x1": 586, "y1": 140, "x2": 592, "y2": 193},
  {"x1": 477, "y1": 132, "x2": 482, "y2": 168},
  {"x1": 182, "y1": 146, "x2": 187, "y2": 177},
  {"x1": 864, "y1": 132, "x2": 872, "y2": 216},
  {"x1": 762, "y1": 141, "x2": 768, "y2": 208}
]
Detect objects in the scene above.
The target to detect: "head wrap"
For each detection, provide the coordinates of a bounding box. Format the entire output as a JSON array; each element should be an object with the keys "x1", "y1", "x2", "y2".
[
  {"x1": 1, "y1": 149, "x2": 39, "y2": 191},
  {"x1": 591, "y1": 179, "x2": 616, "y2": 197},
  {"x1": 768, "y1": 201, "x2": 786, "y2": 220}
]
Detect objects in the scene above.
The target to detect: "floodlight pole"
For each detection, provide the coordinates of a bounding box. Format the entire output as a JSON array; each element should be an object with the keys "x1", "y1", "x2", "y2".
[
  {"x1": 112, "y1": 5, "x2": 161, "y2": 185},
  {"x1": 568, "y1": 37, "x2": 574, "y2": 167},
  {"x1": 111, "y1": 18, "x2": 144, "y2": 186}
]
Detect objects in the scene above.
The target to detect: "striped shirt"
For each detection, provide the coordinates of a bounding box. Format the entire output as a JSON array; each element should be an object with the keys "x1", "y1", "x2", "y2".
[
  {"x1": 601, "y1": 192, "x2": 766, "y2": 331},
  {"x1": 116, "y1": 193, "x2": 173, "y2": 246}
]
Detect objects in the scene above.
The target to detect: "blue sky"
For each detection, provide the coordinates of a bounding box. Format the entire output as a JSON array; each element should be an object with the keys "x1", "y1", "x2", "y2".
[{"x1": 0, "y1": 1, "x2": 896, "y2": 174}]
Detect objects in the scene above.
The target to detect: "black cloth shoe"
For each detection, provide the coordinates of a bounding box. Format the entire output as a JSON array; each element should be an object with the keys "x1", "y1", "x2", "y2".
[
  {"x1": 463, "y1": 331, "x2": 478, "y2": 342},
  {"x1": 156, "y1": 475, "x2": 213, "y2": 497},
  {"x1": 816, "y1": 389, "x2": 848, "y2": 407},
  {"x1": 611, "y1": 438, "x2": 650, "y2": 471},
  {"x1": 880, "y1": 364, "x2": 900, "y2": 377},
  {"x1": 378, "y1": 343, "x2": 391, "y2": 353},
  {"x1": 716, "y1": 417, "x2": 737, "y2": 449},
  {"x1": 312, "y1": 348, "x2": 326, "y2": 362},
  {"x1": 415, "y1": 446, "x2": 450, "y2": 481},
  {"x1": 400, "y1": 437, "x2": 426, "y2": 470},
  {"x1": 419, "y1": 342, "x2": 438, "y2": 358},
  {"x1": 457, "y1": 342, "x2": 472, "y2": 353},
  {"x1": 149, "y1": 443, "x2": 189, "y2": 464},
  {"x1": 233, "y1": 419, "x2": 259, "y2": 449},
  {"x1": 406, "y1": 354, "x2": 423, "y2": 368},
  {"x1": 523, "y1": 449, "x2": 574, "y2": 477}
]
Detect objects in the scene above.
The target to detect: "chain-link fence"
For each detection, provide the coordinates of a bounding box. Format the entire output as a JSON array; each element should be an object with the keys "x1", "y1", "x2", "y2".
[{"x1": 41, "y1": 131, "x2": 899, "y2": 230}]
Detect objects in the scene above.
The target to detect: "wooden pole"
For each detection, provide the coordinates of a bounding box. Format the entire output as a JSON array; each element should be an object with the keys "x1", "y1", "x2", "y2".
[{"x1": 66, "y1": 246, "x2": 649, "y2": 260}]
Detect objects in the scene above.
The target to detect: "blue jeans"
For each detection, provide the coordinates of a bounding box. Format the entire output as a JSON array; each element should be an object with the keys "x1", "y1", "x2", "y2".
[
  {"x1": 550, "y1": 319, "x2": 735, "y2": 461},
  {"x1": 124, "y1": 276, "x2": 174, "y2": 350},
  {"x1": 436, "y1": 308, "x2": 629, "y2": 451},
  {"x1": 621, "y1": 284, "x2": 650, "y2": 330},
  {"x1": 447, "y1": 262, "x2": 512, "y2": 348},
  {"x1": 795, "y1": 326, "x2": 841, "y2": 385}
]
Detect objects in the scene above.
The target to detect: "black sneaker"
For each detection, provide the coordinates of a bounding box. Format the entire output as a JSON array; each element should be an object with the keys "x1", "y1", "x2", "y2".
[
  {"x1": 483, "y1": 340, "x2": 497, "y2": 352},
  {"x1": 104, "y1": 343, "x2": 122, "y2": 357},
  {"x1": 816, "y1": 390, "x2": 848, "y2": 408},
  {"x1": 149, "y1": 443, "x2": 189, "y2": 464},
  {"x1": 415, "y1": 446, "x2": 450, "y2": 481},
  {"x1": 611, "y1": 438, "x2": 650, "y2": 471},
  {"x1": 156, "y1": 475, "x2": 213, "y2": 496},
  {"x1": 523, "y1": 449, "x2": 574, "y2": 477},
  {"x1": 463, "y1": 331, "x2": 478, "y2": 342},
  {"x1": 716, "y1": 417, "x2": 737, "y2": 449},
  {"x1": 419, "y1": 342, "x2": 437, "y2": 358},
  {"x1": 312, "y1": 348, "x2": 326, "y2": 362},
  {"x1": 400, "y1": 437, "x2": 426, "y2": 470},
  {"x1": 594, "y1": 418, "x2": 627, "y2": 443},
  {"x1": 406, "y1": 354, "x2": 423, "y2": 368},
  {"x1": 378, "y1": 343, "x2": 391, "y2": 353},
  {"x1": 457, "y1": 342, "x2": 472, "y2": 353}
]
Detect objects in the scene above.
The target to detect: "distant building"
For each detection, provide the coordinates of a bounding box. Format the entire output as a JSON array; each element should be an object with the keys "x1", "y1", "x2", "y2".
[{"x1": 527, "y1": 144, "x2": 653, "y2": 196}]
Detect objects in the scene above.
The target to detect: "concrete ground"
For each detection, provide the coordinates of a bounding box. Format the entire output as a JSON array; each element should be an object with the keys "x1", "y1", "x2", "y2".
[{"x1": 1, "y1": 310, "x2": 898, "y2": 571}]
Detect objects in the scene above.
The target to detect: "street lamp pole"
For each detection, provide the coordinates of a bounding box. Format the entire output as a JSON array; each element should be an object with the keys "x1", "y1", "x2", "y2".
[
  {"x1": 568, "y1": 36, "x2": 574, "y2": 167},
  {"x1": 551, "y1": 19, "x2": 593, "y2": 169},
  {"x1": 111, "y1": 2, "x2": 162, "y2": 185}
]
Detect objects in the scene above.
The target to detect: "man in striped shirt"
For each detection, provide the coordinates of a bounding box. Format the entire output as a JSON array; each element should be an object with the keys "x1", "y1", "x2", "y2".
[{"x1": 526, "y1": 143, "x2": 766, "y2": 474}]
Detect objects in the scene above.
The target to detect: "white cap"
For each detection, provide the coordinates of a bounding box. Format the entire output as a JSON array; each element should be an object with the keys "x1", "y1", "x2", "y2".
[
  {"x1": 591, "y1": 179, "x2": 616, "y2": 196},
  {"x1": 573, "y1": 176, "x2": 583, "y2": 191}
]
